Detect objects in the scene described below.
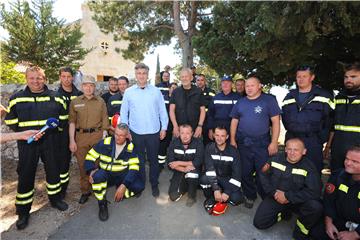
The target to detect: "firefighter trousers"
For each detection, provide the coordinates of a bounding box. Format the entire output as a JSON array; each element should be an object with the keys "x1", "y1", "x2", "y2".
[
  {"x1": 16, "y1": 134, "x2": 62, "y2": 216},
  {"x1": 91, "y1": 169, "x2": 145, "y2": 201},
  {"x1": 200, "y1": 175, "x2": 244, "y2": 205},
  {"x1": 253, "y1": 196, "x2": 323, "y2": 240},
  {"x1": 168, "y1": 171, "x2": 198, "y2": 201},
  {"x1": 59, "y1": 129, "x2": 71, "y2": 196}
]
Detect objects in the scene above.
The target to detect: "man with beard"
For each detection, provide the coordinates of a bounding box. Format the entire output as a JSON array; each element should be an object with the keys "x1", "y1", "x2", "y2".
[
  {"x1": 324, "y1": 62, "x2": 360, "y2": 171},
  {"x1": 107, "y1": 76, "x2": 129, "y2": 121},
  {"x1": 101, "y1": 77, "x2": 119, "y2": 104}
]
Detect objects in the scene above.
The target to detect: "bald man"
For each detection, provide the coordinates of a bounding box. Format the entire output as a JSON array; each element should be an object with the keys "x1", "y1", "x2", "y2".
[
  {"x1": 230, "y1": 76, "x2": 281, "y2": 208},
  {"x1": 253, "y1": 138, "x2": 322, "y2": 240}
]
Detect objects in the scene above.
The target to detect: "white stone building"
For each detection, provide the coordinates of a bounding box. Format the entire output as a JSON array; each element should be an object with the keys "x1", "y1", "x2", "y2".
[{"x1": 79, "y1": 4, "x2": 135, "y2": 82}]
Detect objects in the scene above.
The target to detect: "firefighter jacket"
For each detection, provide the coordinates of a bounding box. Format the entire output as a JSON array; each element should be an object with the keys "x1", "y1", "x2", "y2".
[
  {"x1": 156, "y1": 81, "x2": 170, "y2": 98},
  {"x1": 57, "y1": 84, "x2": 82, "y2": 129},
  {"x1": 167, "y1": 137, "x2": 204, "y2": 171},
  {"x1": 207, "y1": 91, "x2": 240, "y2": 130},
  {"x1": 107, "y1": 93, "x2": 123, "y2": 118},
  {"x1": 4, "y1": 85, "x2": 67, "y2": 133},
  {"x1": 259, "y1": 153, "x2": 322, "y2": 204},
  {"x1": 204, "y1": 142, "x2": 242, "y2": 194},
  {"x1": 57, "y1": 84, "x2": 82, "y2": 110},
  {"x1": 282, "y1": 85, "x2": 334, "y2": 143},
  {"x1": 324, "y1": 169, "x2": 360, "y2": 235},
  {"x1": 201, "y1": 86, "x2": 216, "y2": 111},
  {"x1": 331, "y1": 89, "x2": 360, "y2": 155},
  {"x1": 84, "y1": 137, "x2": 140, "y2": 188}
]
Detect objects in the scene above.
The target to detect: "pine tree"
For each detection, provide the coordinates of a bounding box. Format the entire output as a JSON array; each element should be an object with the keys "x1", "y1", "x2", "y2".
[{"x1": 1, "y1": 0, "x2": 91, "y2": 83}]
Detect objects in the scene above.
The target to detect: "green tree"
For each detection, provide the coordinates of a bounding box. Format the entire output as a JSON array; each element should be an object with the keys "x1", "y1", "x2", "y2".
[
  {"x1": 88, "y1": 1, "x2": 213, "y2": 68},
  {"x1": 194, "y1": 2, "x2": 360, "y2": 90},
  {"x1": 0, "y1": 60, "x2": 26, "y2": 84},
  {"x1": 1, "y1": 0, "x2": 90, "y2": 83}
]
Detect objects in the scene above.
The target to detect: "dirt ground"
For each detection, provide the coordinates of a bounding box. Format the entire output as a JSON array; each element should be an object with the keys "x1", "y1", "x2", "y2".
[{"x1": 1, "y1": 158, "x2": 83, "y2": 239}]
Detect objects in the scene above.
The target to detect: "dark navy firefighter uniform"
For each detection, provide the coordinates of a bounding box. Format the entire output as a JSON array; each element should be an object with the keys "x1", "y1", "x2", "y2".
[
  {"x1": 157, "y1": 91, "x2": 173, "y2": 166},
  {"x1": 84, "y1": 137, "x2": 145, "y2": 202},
  {"x1": 282, "y1": 86, "x2": 334, "y2": 172},
  {"x1": 331, "y1": 90, "x2": 360, "y2": 170},
  {"x1": 200, "y1": 142, "x2": 244, "y2": 205},
  {"x1": 253, "y1": 153, "x2": 323, "y2": 240},
  {"x1": 201, "y1": 86, "x2": 216, "y2": 145},
  {"x1": 230, "y1": 93, "x2": 281, "y2": 201},
  {"x1": 4, "y1": 86, "x2": 68, "y2": 216},
  {"x1": 57, "y1": 84, "x2": 82, "y2": 197},
  {"x1": 167, "y1": 137, "x2": 204, "y2": 201},
  {"x1": 107, "y1": 93, "x2": 123, "y2": 120},
  {"x1": 207, "y1": 91, "x2": 240, "y2": 133},
  {"x1": 315, "y1": 169, "x2": 360, "y2": 239},
  {"x1": 156, "y1": 81, "x2": 170, "y2": 98}
]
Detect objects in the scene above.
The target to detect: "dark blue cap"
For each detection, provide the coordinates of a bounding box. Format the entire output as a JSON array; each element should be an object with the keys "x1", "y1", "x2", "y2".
[{"x1": 221, "y1": 75, "x2": 233, "y2": 81}]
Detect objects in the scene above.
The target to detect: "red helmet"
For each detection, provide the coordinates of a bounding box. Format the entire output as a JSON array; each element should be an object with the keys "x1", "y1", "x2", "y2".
[
  {"x1": 111, "y1": 113, "x2": 120, "y2": 128},
  {"x1": 211, "y1": 202, "x2": 228, "y2": 216}
]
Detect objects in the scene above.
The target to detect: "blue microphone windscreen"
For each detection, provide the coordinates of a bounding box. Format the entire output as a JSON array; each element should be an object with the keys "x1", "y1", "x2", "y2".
[{"x1": 46, "y1": 118, "x2": 59, "y2": 128}]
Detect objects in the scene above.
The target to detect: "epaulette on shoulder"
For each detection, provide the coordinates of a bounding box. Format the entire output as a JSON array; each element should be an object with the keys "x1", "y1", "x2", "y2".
[
  {"x1": 103, "y1": 137, "x2": 112, "y2": 145},
  {"x1": 127, "y1": 142, "x2": 134, "y2": 152}
]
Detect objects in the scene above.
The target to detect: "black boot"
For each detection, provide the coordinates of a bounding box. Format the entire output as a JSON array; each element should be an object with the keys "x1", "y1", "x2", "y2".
[
  {"x1": 79, "y1": 192, "x2": 91, "y2": 204},
  {"x1": 186, "y1": 183, "x2": 197, "y2": 207},
  {"x1": 16, "y1": 214, "x2": 30, "y2": 230},
  {"x1": 51, "y1": 199, "x2": 69, "y2": 211},
  {"x1": 98, "y1": 200, "x2": 109, "y2": 221}
]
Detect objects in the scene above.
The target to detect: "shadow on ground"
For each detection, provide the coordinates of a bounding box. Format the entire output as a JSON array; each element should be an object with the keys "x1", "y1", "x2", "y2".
[{"x1": 48, "y1": 168, "x2": 294, "y2": 240}]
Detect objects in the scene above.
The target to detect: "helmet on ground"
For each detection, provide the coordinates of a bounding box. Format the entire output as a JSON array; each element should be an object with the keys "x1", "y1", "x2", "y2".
[{"x1": 212, "y1": 202, "x2": 228, "y2": 216}]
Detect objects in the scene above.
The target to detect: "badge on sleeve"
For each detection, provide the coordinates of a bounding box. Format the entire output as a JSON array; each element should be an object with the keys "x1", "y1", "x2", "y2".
[{"x1": 325, "y1": 183, "x2": 335, "y2": 194}]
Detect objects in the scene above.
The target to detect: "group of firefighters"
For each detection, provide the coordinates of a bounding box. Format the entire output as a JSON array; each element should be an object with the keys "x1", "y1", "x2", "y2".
[{"x1": 2, "y1": 61, "x2": 360, "y2": 240}]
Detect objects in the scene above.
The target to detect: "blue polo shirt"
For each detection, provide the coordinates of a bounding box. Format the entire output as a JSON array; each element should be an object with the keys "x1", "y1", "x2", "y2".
[
  {"x1": 120, "y1": 84, "x2": 168, "y2": 135},
  {"x1": 230, "y1": 93, "x2": 281, "y2": 137}
]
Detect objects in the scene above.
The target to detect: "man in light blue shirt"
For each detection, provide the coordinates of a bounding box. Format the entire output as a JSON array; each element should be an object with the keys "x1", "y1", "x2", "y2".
[{"x1": 121, "y1": 63, "x2": 168, "y2": 197}]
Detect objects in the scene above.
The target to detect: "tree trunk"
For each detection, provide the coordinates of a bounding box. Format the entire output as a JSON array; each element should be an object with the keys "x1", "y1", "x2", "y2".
[
  {"x1": 180, "y1": 37, "x2": 193, "y2": 68},
  {"x1": 173, "y1": 1, "x2": 194, "y2": 68}
]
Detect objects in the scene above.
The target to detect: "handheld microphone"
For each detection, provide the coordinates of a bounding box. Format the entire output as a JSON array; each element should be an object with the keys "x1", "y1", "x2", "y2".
[{"x1": 27, "y1": 118, "x2": 59, "y2": 144}]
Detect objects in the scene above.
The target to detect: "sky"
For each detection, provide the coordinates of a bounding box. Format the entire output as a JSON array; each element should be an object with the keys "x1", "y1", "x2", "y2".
[{"x1": 0, "y1": 0, "x2": 181, "y2": 82}]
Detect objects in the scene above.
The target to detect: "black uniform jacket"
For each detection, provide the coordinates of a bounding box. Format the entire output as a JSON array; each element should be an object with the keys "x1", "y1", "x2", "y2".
[
  {"x1": 204, "y1": 142, "x2": 242, "y2": 194},
  {"x1": 167, "y1": 137, "x2": 204, "y2": 170},
  {"x1": 324, "y1": 169, "x2": 360, "y2": 235},
  {"x1": 259, "y1": 153, "x2": 321, "y2": 204},
  {"x1": 5, "y1": 85, "x2": 67, "y2": 133}
]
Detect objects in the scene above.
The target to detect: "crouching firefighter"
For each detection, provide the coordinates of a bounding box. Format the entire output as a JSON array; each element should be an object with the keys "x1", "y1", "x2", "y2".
[
  {"x1": 201, "y1": 126, "x2": 245, "y2": 215},
  {"x1": 253, "y1": 138, "x2": 323, "y2": 240},
  {"x1": 167, "y1": 124, "x2": 204, "y2": 207},
  {"x1": 84, "y1": 123, "x2": 145, "y2": 221}
]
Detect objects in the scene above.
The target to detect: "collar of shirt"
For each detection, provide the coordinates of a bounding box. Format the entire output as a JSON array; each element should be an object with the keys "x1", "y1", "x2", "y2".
[
  {"x1": 135, "y1": 84, "x2": 149, "y2": 90},
  {"x1": 80, "y1": 95, "x2": 97, "y2": 101}
]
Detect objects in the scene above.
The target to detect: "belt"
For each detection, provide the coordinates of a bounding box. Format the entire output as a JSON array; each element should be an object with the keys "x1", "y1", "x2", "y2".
[{"x1": 76, "y1": 128, "x2": 100, "y2": 133}]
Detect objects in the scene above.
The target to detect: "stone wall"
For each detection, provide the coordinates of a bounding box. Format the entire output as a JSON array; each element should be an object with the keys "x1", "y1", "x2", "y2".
[{"x1": 0, "y1": 83, "x2": 110, "y2": 161}]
